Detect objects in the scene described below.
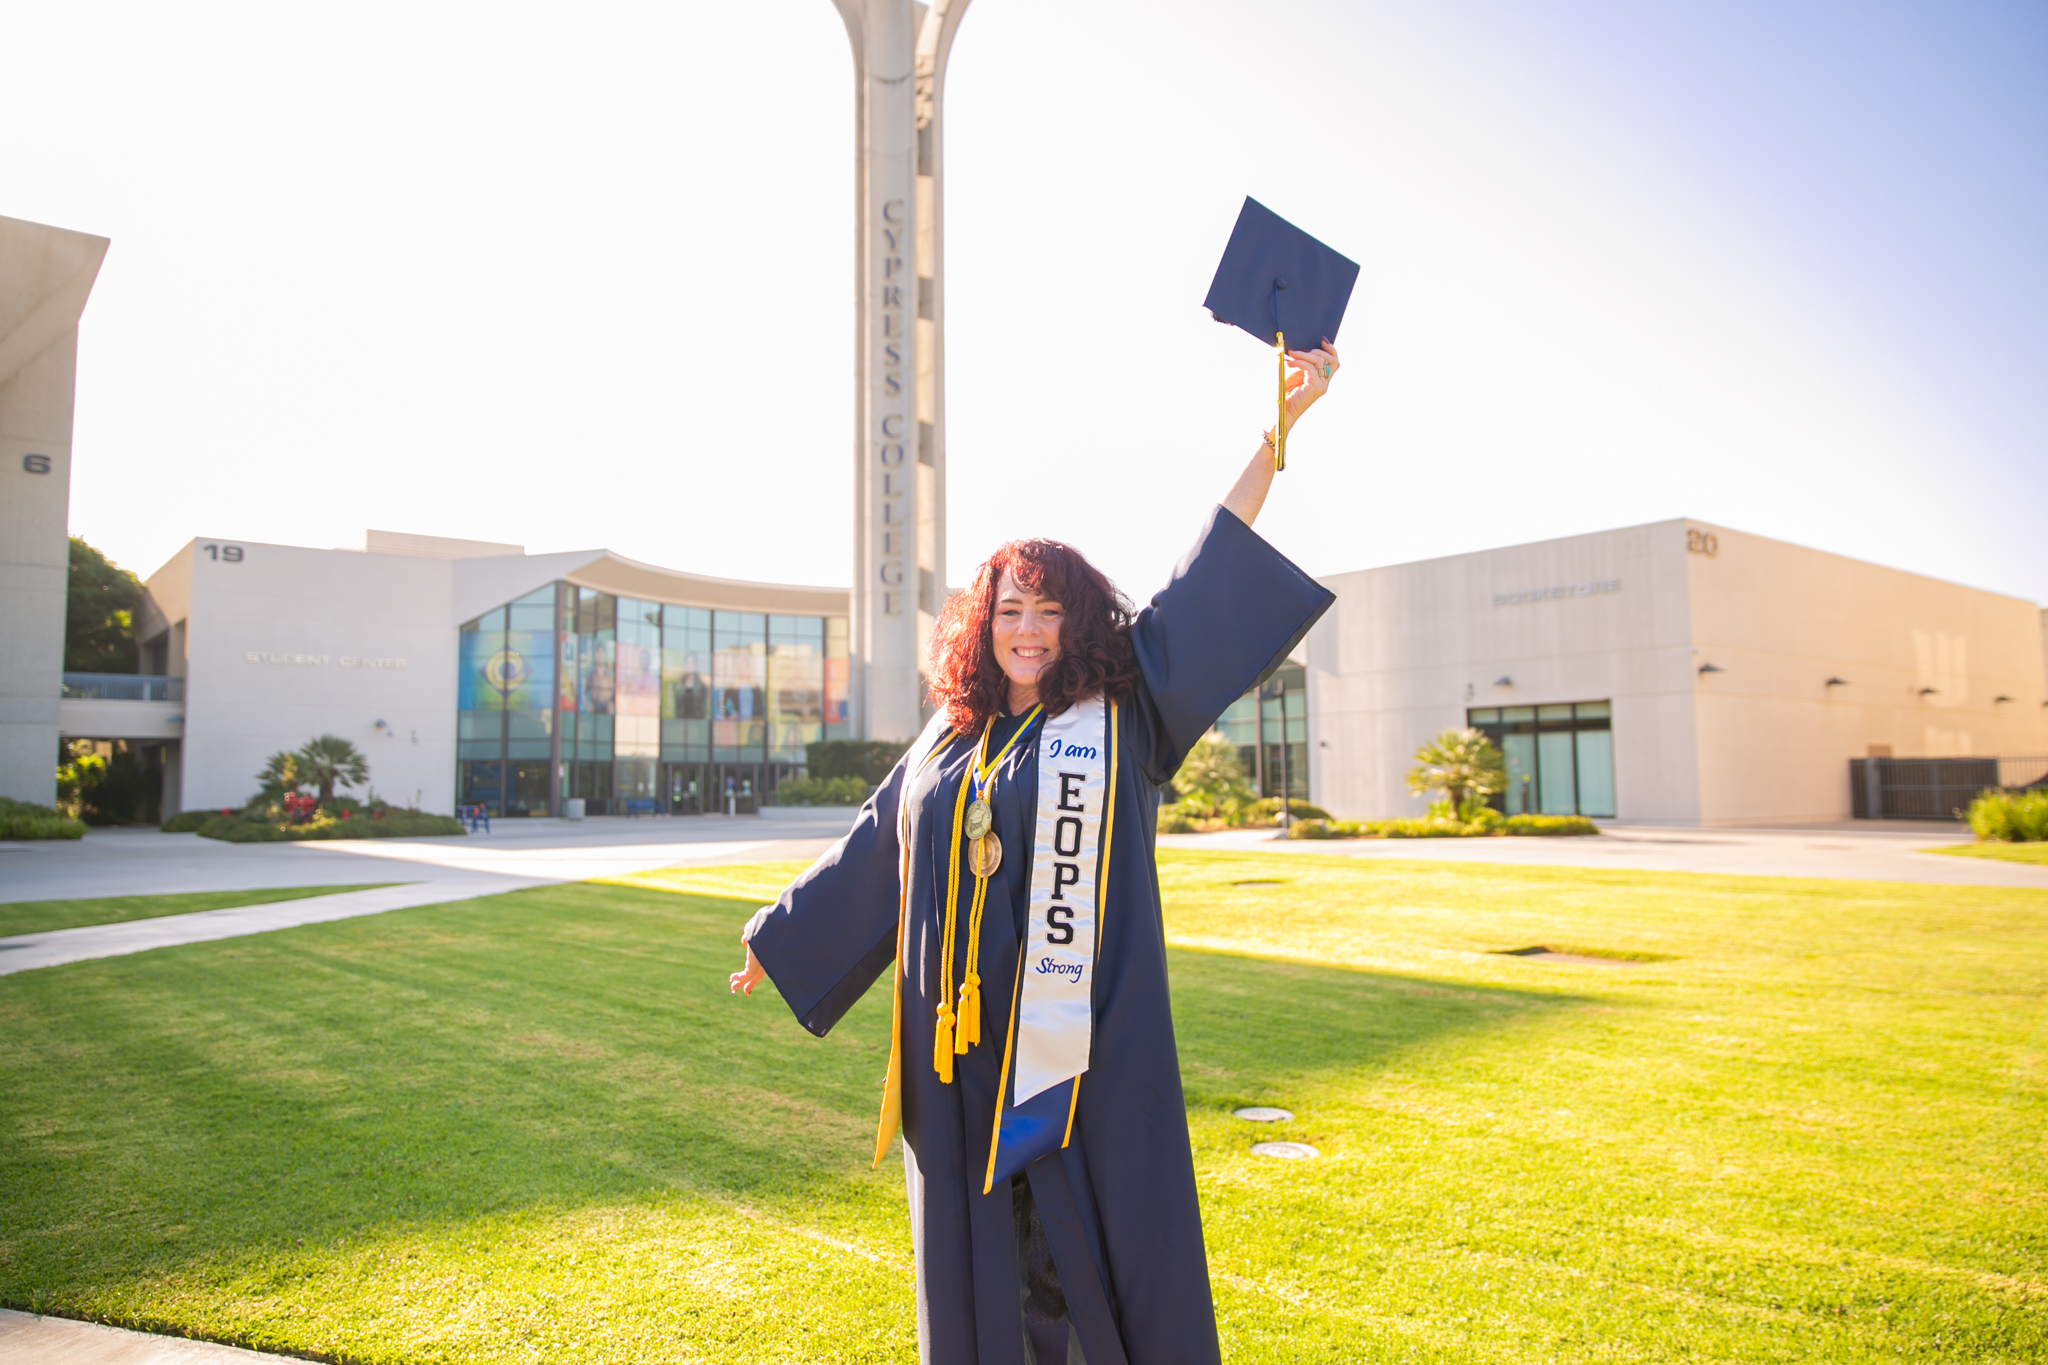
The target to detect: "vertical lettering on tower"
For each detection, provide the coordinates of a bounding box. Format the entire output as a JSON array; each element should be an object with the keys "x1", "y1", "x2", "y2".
[{"x1": 877, "y1": 196, "x2": 910, "y2": 616}]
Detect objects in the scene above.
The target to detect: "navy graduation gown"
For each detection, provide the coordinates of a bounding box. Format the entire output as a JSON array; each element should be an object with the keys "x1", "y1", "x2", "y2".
[{"x1": 746, "y1": 507, "x2": 1333, "y2": 1365}]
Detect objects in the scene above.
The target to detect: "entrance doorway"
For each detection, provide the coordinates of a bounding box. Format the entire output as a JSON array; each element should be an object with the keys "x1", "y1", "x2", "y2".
[{"x1": 1468, "y1": 701, "x2": 1615, "y2": 818}]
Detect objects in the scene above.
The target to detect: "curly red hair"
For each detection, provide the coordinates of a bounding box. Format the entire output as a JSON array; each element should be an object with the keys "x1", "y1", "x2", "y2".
[{"x1": 926, "y1": 539, "x2": 1140, "y2": 736}]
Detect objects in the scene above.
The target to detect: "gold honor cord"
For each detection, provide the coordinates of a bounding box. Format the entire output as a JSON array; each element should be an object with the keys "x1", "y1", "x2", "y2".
[
  {"x1": 1274, "y1": 331, "x2": 1287, "y2": 471},
  {"x1": 936, "y1": 706, "x2": 1043, "y2": 1081}
]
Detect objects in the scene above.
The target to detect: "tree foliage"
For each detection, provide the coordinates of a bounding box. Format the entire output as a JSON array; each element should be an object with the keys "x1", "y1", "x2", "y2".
[
  {"x1": 1406, "y1": 728, "x2": 1507, "y2": 814},
  {"x1": 66, "y1": 537, "x2": 143, "y2": 674},
  {"x1": 1172, "y1": 730, "x2": 1257, "y2": 816},
  {"x1": 254, "y1": 752, "x2": 305, "y2": 801},
  {"x1": 294, "y1": 735, "x2": 370, "y2": 804}
]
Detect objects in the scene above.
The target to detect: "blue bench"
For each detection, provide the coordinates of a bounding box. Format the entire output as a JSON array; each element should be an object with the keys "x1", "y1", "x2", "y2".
[
  {"x1": 624, "y1": 798, "x2": 657, "y2": 818},
  {"x1": 458, "y1": 803, "x2": 490, "y2": 833}
]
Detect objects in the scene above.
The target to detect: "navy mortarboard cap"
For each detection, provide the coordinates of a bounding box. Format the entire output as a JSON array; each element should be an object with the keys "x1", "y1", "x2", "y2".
[
  {"x1": 1204, "y1": 197, "x2": 1359, "y2": 352},
  {"x1": 1204, "y1": 198, "x2": 1358, "y2": 472}
]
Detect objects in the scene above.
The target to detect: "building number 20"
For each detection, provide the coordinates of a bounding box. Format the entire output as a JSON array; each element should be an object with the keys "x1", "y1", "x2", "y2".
[{"x1": 202, "y1": 544, "x2": 245, "y2": 562}]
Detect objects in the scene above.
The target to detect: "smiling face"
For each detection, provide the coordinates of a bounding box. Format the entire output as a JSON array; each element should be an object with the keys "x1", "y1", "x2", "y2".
[{"x1": 990, "y1": 571, "x2": 1064, "y2": 710}]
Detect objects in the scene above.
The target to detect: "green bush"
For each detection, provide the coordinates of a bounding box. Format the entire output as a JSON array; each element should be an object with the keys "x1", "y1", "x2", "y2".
[
  {"x1": 1246, "y1": 797, "x2": 1331, "y2": 824},
  {"x1": 1284, "y1": 809, "x2": 1599, "y2": 840},
  {"x1": 1503, "y1": 813, "x2": 1600, "y2": 837},
  {"x1": 805, "y1": 739, "x2": 912, "y2": 788},
  {"x1": 197, "y1": 810, "x2": 466, "y2": 843},
  {"x1": 1157, "y1": 804, "x2": 1199, "y2": 834},
  {"x1": 1968, "y1": 789, "x2": 2048, "y2": 842},
  {"x1": 0, "y1": 796, "x2": 87, "y2": 840},
  {"x1": 772, "y1": 775, "x2": 870, "y2": 807},
  {"x1": 160, "y1": 810, "x2": 214, "y2": 833}
]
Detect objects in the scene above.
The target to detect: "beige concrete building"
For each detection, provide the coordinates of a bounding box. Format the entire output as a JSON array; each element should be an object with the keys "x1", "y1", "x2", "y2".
[
  {"x1": 0, "y1": 214, "x2": 108, "y2": 805},
  {"x1": 130, "y1": 531, "x2": 850, "y2": 819},
  {"x1": 1305, "y1": 519, "x2": 2048, "y2": 825}
]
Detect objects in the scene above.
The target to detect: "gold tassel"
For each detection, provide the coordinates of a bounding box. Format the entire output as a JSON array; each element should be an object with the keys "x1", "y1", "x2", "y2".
[
  {"x1": 1274, "y1": 331, "x2": 1288, "y2": 471},
  {"x1": 955, "y1": 971, "x2": 980, "y2": 1051},
  {"x1": 933, "y1": 1001, "x2": 956, "y2": 1082}
]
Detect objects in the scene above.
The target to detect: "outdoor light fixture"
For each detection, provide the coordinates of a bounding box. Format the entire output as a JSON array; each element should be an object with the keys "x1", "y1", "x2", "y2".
[
  {"x1": 1919, "y1": 687, "x2": 1940, "y2": 697},
  {"x1": 1995, "y1": 695, "x2": 2014, "y2": 704},
  {"x1": 1825, "y1": 677, "x2": 1848, "y2": 688},
  {"x1": 1697, "y1": 663, "x2": 1725, "y2": 675},
  {"x1": 1494, "y1": 676, "x2": 1513, "y2": 687}
]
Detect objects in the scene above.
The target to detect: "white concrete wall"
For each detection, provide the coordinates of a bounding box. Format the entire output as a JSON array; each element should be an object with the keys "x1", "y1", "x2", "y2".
[
  {"x1": 146, "y1": 539, "x2": 499, "y2": 814},
  {"x1": 1308, "y1": 521, "x2": 1700, "y2": 822},
  {"x1": 1685, "y1": 522, "x2": 2048, "y2": 824},
  {"x1": 0, "y1": 215, "x2": 108, "y2": 804}
]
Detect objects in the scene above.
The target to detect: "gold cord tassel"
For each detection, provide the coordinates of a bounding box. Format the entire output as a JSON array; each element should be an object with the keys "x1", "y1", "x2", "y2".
[
  {"x1": 1273, "y1": 331, "x2": 1287, "y2": 471},
  {"x1": 955, "y1": 871, "x2": 990, "y2": 1052},
  {"x1": 934, "y1": 733, "x2": 981, "y2": 1085}
]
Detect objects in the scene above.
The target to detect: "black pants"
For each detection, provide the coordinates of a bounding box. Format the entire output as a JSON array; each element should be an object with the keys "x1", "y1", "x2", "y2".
[{"x1": 1013, "y1": 1174, "x2": 1086, "y2": 1365}]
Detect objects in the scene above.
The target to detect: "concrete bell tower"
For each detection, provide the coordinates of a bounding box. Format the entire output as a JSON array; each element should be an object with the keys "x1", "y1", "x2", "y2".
[{"x1": 829, "y1": 0, "x2": 971, "y2": 743}]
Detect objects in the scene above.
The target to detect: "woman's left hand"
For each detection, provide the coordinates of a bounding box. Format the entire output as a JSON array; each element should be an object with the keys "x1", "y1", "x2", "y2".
[{"x1": 1281, "y1": 340, "x2": 1340, "y2": 434}]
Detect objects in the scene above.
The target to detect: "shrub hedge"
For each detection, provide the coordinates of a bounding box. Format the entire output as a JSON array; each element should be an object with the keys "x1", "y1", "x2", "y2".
[
  {"x1": 1288, "y1": 811, "x2": 1599, "y2": 840},
  {"x1": 197, "y1": 810, "x2": 466, "y2": 842},
  {"x1": 771, "y1": 775, "x2": 870, "y2": 807},
  {"x1": 160, "y1": 810, "x2": 213, "y2": 833},
  {"x1": 0, "y1": 796, "x2": 87, "y2": 841},
  {"x1": 1968, "y1": 789, "x2": 2048, "y2": 843},
  {"x1": 804, "y1": 739, "x2": 910, "y2": 788}
]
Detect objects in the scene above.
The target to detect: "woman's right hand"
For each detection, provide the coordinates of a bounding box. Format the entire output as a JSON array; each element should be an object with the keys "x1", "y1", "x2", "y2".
[{"x1": 730, "y1": 932, "x2": 767, "y2": 997}]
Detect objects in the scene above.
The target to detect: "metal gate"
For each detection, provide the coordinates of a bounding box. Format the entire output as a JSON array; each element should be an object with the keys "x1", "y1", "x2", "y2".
[{"x1": 1850, "y1": 756, "x2": 2048, "y2": 820}]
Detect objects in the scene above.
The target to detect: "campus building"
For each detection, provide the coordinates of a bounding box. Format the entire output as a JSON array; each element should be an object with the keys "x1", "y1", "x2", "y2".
[
  {"x1": 1, "y1": 213, "x2": 108, "y2": 805},
  {"x1": 1303, "y1": 518, "x2": 2048, "y2": 824},
  {"x1": 119, "y1": 531, "x2": 853, "y2": 818},
  {"x1": 38, "y1": 518, "x2": 2048, "y2": 827}
]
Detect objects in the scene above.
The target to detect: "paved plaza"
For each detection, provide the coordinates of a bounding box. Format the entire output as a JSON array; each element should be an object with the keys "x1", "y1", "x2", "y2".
[{"x1": 2, "y1": 813, "x2": 2039, "y2": 981}]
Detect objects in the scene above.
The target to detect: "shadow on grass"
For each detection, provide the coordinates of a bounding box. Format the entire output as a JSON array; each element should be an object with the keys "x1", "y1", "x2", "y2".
[
  {"x1": 0, "y1": 879, "x2": 1576, "y2": 1315},
  {"x1": 1167, "y1": 943, "x2": 1581, "y2": 1109}
]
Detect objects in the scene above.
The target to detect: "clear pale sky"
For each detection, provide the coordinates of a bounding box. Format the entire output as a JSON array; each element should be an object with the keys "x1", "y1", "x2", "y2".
[{"x1": 9, "y1": 1, "x2": 2044, "y2": 606}]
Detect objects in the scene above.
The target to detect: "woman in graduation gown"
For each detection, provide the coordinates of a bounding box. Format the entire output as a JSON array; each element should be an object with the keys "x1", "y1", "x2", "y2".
[{"x1": 731, "y1": 343, "x2": 1342, "y2": 1364}]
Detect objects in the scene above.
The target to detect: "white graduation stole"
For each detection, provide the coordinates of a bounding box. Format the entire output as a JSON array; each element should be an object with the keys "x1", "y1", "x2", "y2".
[{"x1": 1012, "y1": 693, "x2": 1113, "y2": 1104}]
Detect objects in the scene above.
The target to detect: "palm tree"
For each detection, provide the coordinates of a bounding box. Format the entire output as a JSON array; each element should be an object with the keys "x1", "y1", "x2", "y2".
[
  {"x1": 294, "y1": 735, "x2": 369, "y2": 805},
  {"x1": 254, "y1": 751, "x2": 303, "y2": 800},
  {"x1": 1172, "y1": 730, "x2": 1256, "y2": 816},
  {"x1": 1406, "y1": 728, "x2": 1506, "y2": 815}
]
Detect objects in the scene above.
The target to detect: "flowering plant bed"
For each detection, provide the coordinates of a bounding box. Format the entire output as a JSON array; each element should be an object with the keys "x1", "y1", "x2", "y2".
[{"x1": 197, "y1": 809, "x2": 466, "y2": 842}]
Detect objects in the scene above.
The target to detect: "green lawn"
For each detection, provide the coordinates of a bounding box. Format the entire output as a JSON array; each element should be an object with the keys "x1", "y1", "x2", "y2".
[
  {"x1": 0, "y1": 855, "x2": 2041, "y2": 1363},
  {"x1": 1931, "y1": 841, "x2": 2048, "y2": 865},
  {"x1": 0, "y1": 886, "x2": 400, "y2": 939}
]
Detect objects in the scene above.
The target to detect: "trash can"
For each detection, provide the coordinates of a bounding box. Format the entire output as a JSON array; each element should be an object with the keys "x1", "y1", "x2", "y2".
[{"x1": 565, "y1": 798, "x2": 586, "y2": 821}]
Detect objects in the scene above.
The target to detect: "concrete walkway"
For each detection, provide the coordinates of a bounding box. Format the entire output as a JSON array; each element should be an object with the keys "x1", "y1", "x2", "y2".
[
  {"x1": 0, "y1": 1309, "x2": 300, "y2": 1364},
  {"x1": 1160, "y1": 820, "x2": 2048, "y2": 888},
  {"x1": 0, "y1": 815, "x2": 852, "y2": 978},
  {"x1": 3, "y1": 815, "x2": 2039, "y2": 980}
]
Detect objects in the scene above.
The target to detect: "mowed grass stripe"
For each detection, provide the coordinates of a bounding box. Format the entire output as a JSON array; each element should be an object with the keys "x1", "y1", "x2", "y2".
[
  {"x1": 0, "y1": 885, "x2": 403, "y2": 939},
  {"x1": 0, "y1": 854, "x2": 2041, "y2": 1363}
]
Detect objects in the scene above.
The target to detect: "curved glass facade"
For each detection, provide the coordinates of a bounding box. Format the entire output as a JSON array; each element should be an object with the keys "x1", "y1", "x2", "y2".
[{"x1": 458, "y1": 583, "x2": 849, "y2": 816}]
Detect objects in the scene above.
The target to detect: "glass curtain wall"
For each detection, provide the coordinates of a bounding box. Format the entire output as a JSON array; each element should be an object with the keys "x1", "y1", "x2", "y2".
[
  {"x1": 1467, "y1": 701, "x2": 1615, "y2": 817},
  {"x1": 459, "y1": 582, "x2": 847, "y2": 817},
  {"x1": 456, "y1": 586, "x2": 557, "y2": 816},
  {"x1": 1212, "y1": 662, "x2": 1308, "y2": 800}
]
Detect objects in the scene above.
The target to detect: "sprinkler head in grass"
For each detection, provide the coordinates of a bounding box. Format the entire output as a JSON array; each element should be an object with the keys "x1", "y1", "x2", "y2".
[
  {"x1": 1252, "y1": 1141, "x2": 1319, "y2": 1160},
  {"x1": 1232, "y1": 1106, "x2": 1294, "y2": 1122}
]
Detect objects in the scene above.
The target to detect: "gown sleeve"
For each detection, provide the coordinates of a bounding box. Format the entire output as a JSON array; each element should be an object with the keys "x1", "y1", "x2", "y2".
[
  {"x1": 1127, "y1": 504, "x2": 1336, "y2": 784},
  {"x1": 742, "y1": 755, "x2": 909, "y2": 1038}
]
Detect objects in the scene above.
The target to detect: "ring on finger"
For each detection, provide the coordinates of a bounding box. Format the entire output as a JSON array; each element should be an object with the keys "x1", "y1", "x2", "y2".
[{"x1": 1320, "y1": 364, "x2": 1331, "y2": 378}]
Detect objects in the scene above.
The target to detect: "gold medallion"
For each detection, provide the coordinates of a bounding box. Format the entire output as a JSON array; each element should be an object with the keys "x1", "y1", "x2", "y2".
[
  {"x1": 969, "y1": 831, "x2": 1002, "y2": 878},
  {"x1": 963, "y1": 797, "x2": 992, "y2": 842}
]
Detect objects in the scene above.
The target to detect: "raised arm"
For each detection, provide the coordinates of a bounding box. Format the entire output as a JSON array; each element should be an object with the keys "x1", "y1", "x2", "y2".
[{"x1": 1220, "y1": 340, "x2": 1341, "y2": 528}]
